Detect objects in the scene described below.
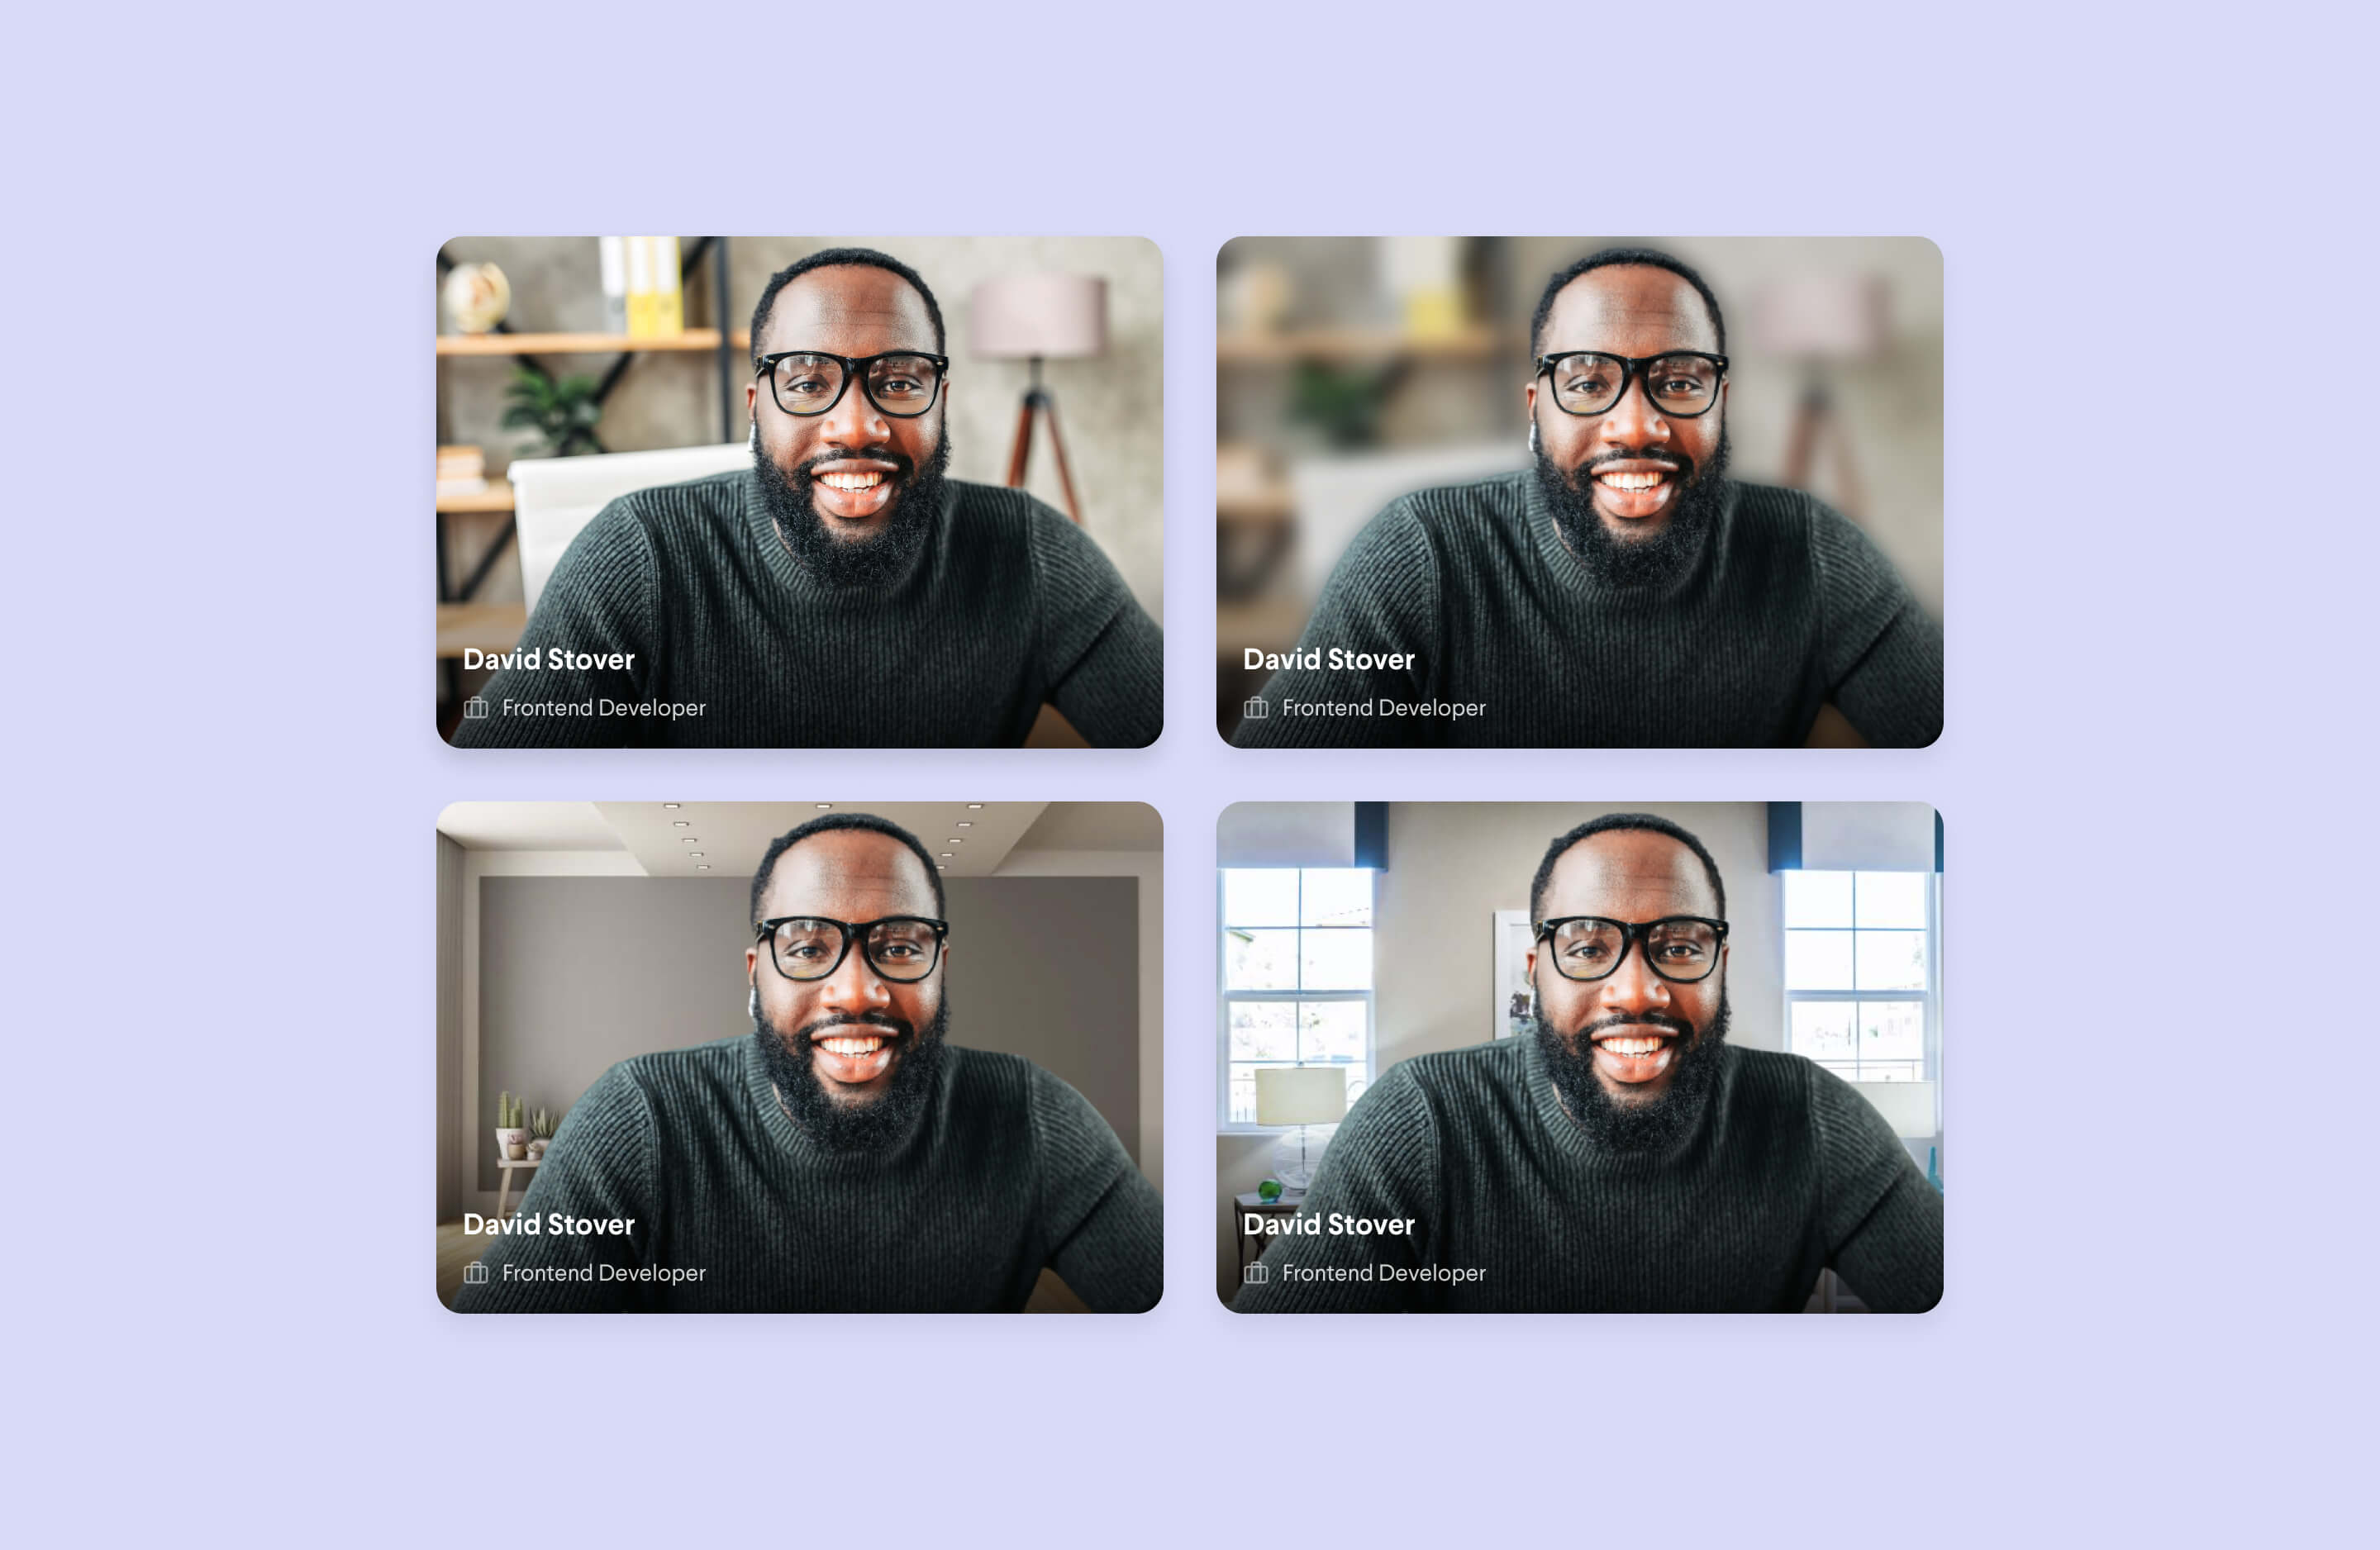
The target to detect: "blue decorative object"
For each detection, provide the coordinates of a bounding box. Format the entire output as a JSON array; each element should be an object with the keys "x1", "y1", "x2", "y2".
[
  {"x1": 1927, "y1": 1146, "x2": 1944, "y2": 1193},
  {"x1": 1258, "y1": 1178, "x2": 1283, "y2": 1203}
]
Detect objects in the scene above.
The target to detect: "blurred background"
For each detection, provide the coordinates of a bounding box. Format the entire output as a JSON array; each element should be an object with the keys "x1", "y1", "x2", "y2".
[
  {"x1": 434, "y1": 236, "x2": 1163, "y2": 737},
  {"x1": 1214, "y1": 236, "x2": 1943, "y2": 739}
]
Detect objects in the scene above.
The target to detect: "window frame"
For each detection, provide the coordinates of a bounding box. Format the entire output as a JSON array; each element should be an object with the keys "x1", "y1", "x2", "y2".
[
  {"x1": 1780, "y1": 869, "x2": 1942, "y2": 1091},
  {"x1": 1216, "y1": 867, "x2": 1377, "y2": 1134}
]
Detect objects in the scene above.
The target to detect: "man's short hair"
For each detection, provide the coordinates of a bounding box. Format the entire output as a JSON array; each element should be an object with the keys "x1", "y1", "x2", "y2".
[
  {"x1": 750, "y1": 811, "x2": 948, "y2": 925},
  {"x1": 1529, "y1": 245, "x2": 1728, "y2": 359},
  {"x1": 748, "y1": 246, "x2": 947, "y2": 365},
  {"x1": 1529, "y1": 812, "x2": 1728, "y2": 925}
]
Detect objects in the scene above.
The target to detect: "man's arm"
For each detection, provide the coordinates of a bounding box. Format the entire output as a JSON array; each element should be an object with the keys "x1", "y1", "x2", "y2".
[
  {"x1": 1230, "y1": 501, "x2": 1441, "y2": 748},
  {"x1": 1028, "y1": 1068, "x2": 1162, "y2": 1311},
  {"x1": 1808, "y1": 1065, "x2": 1944, "y2": 1313},
  {"x1": 1028, "y1": 510, "x2": 1164, "y2": 748},
  {"x1": 1807, "y1": 503, "x2": 1943, "y2": 748},
  {"x1": 450, "y1": 500, "x2": 659, "y2": 748},
  {"x1": 450, "y1": 1066, "x2": 659, "y2": 1312},
  {"x1": 1231, "y1": 1065, "x2": 1440, "y2": 1312}
]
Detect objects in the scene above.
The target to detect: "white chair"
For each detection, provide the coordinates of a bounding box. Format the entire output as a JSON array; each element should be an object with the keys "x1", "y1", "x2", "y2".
[{"x1": 508, "y1": 442, "x2": 750, "y2": 613}]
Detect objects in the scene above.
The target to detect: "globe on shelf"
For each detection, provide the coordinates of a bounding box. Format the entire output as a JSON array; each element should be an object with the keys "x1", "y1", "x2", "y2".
[{"x1": 442, "y1": 261, "x2": 512, "y2": 335}]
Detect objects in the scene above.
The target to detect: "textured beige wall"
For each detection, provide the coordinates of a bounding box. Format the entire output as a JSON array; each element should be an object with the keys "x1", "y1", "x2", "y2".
[{"x1": 436, "y1": 235, "x2": 1164, "y2": 620}]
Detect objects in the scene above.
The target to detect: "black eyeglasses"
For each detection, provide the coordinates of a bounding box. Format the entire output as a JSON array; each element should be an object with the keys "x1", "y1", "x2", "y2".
[
  {"x1": 754, "y1": 351, "x2": 950, "y2": 419},
  {"x1": 754, "y1": 915, "x2": 949, "y2": 982},
  {"x1": 1535, "y1": 351, "x2": 1728, "y2": 418},
  {"x1": 1535, "y1": 915, "x2": 1729, "y2": 982}
]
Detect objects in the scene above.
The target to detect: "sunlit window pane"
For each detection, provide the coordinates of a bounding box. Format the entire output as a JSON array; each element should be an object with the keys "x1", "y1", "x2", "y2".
[
  {"x1": 1859, "y1": 1000, "x2": 1925, "y2": 1063},
  {"x1": 1855, "y1": 872, "x2": 1928, "y2": 929},
  {"x1": 1301, "y1": 1001, "x2": 1368, "y2": 1064},
  {"x1": 1785, "y1": 870, "x2": 1854, "y2": 928},
  {"x1": 1855, "y1": 930, "x2": 1927, "y2": 991},
  {"x1": 1300, "y1": 868, "x2": 1373, "y2": 928},
  {"x1": 1786, "y1": 930, "x2": 1854, "y2": 990},
  {"x1": 1224, "y1": 928, "x2": 1299, "y2": 990},
  {"x1": 1222, "y1": 869, "x2": 1300, "y2": 928},
  {"x1": 1301, "y1": 929, "x2": 1373, "y2": 990},
  {"x1": 1792, "y1": 1001, "x2": 1856, "y2": 1063},
  {"x1": 1227, "y1": 1001, "x2": 1298, "y2": 1062}
]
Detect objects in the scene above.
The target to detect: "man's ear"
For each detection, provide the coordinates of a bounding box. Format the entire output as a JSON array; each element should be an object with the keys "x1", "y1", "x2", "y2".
[
  {"x1": 746, "y1": 946, "x2": 759, "y2": 977},
  {"x1": 1525, "y1": 946, "x2": 1538, "y2": 980}
]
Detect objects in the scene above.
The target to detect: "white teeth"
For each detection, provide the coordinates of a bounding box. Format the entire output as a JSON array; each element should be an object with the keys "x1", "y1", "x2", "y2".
[
  {"x1": 821, "y1": 471, "x2": 885, "y2": 491},
  {"x1": 822, "y1": 1036, "x2": 885, "y2": 1057},
  {"x1": 1597, "y1": 471, "x2": 1668, "y2": 492},
  {"x1": 1601, "y1": 1036, "x2": 1667, "y2": 1056}
]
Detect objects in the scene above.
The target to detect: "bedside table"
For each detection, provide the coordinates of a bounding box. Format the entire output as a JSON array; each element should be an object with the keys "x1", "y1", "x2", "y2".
[{"x1": 1232, "y1": 1190, "x2": 1307, "y2": 1274}]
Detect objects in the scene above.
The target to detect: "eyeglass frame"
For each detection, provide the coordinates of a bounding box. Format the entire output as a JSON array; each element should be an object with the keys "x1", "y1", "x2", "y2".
[
  {"x1": 753, "y1": 914, "x2": 950, "y2": 982},
  {"x1": 1532, "y1": 350, "x2": 1730, "y2": 418},
  {"x1": 1532, "y1": 915, "x2": 1730, "y2": 982},
  {"x1": 753, "y1": 350, "x2": 952, "y2": 419}
]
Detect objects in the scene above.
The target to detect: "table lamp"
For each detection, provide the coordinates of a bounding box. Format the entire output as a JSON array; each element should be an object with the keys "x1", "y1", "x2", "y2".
[
  {"x1": 1255, "y1": 1066, "x2": 1348, "y2": 1191},
  {"x1": 969, "y1": 273, "x2": 1107, "y2": 524}
]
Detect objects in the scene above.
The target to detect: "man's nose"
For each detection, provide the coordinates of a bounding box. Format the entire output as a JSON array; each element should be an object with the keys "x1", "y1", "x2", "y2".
[
  {"x1": 1597, "y1": 373, "x2": 1672, "y2": 450},
  {"x1": 1597, "y1": 942, "x2": 1673, "y2": 1015},
  {"x1": 817, "y1": 372, "x2": 891, "y2": 448},
  {"x1": 818, "y1": 941, "x2": 892, "y2": 1008}
]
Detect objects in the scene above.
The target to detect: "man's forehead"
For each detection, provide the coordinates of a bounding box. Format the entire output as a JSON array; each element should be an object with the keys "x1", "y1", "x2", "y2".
[
  {"x1": 1543, "y1": 830, "x2": 1718, "y2": 916},
  {"x1": 1544, "y1": 265, "x2": 1717, "y2": 354},
  {"x1": 762, "y1": 830, "x2": 935, "y2": 914},
  {"x1": 762, "y1": 265, "x2": 936, "y2": 354}
]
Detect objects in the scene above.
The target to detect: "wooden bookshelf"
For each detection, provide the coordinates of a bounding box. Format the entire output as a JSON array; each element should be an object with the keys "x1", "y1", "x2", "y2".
[
  {"x1": 436, "y1": 329, "x2": 724, "y2": 356},
  {"x1": 1216, "y1": 326, "x2": 1516, "y2": 364},
  {"x1": 435, "y1": 479, "x2": 513, "y2": 515},
  {"x1": 436, "y1": 602, "x2": 527, "y2": 659}
]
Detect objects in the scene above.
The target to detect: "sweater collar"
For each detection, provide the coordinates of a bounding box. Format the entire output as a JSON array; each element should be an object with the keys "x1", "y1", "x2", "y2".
[
  {"x1": 740, "y1": 465, "x2": 944, "y2": 606},
  {"x1": 1521, "y1": 1028, "x2": 1729, "y2": 1172},
  {"x1": 1520, "y1": 465, "x2": 1736, "y2": 607},
  {"x1": 741, "y1": 1025, "x2": 939, "y2": 1169}
]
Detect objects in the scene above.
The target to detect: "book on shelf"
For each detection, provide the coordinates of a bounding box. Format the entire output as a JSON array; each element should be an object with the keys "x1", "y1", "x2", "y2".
[
  {"x1": 599, "y1": 237, "x2": 628, "y2": 335},
  {"x1": 437, "y1": 445, "x2": 488, "y2": 496},
  {"x1": 624, "y1": 236, "x2": 685, "y2": 339},
  {"x1": 626, "y1": 236, "x2": 655, "y2": 337}
]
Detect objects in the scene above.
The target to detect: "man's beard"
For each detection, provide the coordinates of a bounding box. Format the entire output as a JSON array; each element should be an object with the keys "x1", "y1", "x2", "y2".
[
  {"x1": 1533, "y1": 423, "x2": 1730, "y2": 589},
  {"x1": 751, "y1": 991, "x2": 950, "y2": 1153},
  {"x1": 1531, "y1": 988, "x2": 1730, "y2": 1155},
  {"x1": 753, "y1": 431, "x2": 951, "y2": 590}
]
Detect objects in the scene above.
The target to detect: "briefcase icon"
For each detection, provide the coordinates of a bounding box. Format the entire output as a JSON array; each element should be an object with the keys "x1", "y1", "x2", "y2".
[
  {"x1": 1243, "y1": 1262, "x2": 1269, "y2": 1285},
  {"x1": 1242, "y1": 697, "x2": 1268, "y2": 720},
  {"x1": 464, "y1": 1260, "x2": 489, "y2": 1285},
  {"x1": 464, "y1": 697, "x2": 490, "y2": 720}
]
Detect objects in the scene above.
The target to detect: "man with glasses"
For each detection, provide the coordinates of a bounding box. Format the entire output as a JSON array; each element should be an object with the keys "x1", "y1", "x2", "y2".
[
  {"x1": 455, "y1": 247, "x2": 1162, "y2": 748},
  {"x1": 455, "y1": 812, "x2": 1163, "y2": 1312},
  {"x1": 1230, "y1": 246, "x2": 1940, "y2": 748},
  {"x1": 1232, "y1": 813, "x2": 1941, "y2": 1312}
]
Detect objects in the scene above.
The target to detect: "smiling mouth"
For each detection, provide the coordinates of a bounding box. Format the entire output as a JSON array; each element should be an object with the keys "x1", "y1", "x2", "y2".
[
  {"x1": 1587, "y1": 1028, "x2": 1680, "y2": 1083},
  {"x1": 819, "y1": 470, "x2": 886, "y2": 492},
  {"x1": 807, "y1": 1028, "x2": 902, "y2": 1085},
  {"x1": 1596, "y1": 469, "x2": 1672, "y2": 492}
]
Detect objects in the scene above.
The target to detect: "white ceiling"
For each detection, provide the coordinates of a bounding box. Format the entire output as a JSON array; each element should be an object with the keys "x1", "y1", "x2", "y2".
[
  {"x1": 435, "y1": 802, "x2": 625, "y2": 851},
  {"x1": 592, "y1": 801, "x2": 1049, "y2": 879}
]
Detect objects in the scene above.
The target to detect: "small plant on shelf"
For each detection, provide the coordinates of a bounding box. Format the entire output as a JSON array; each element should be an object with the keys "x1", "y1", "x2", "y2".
[{"x1": 502, "y1": 368, "x2": 604, "y2": 458}]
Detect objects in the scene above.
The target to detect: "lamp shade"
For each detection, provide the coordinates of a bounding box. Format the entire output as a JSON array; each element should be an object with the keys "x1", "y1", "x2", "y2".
[
  {"x1": 1256, "y1": 1066, "x2": 1348, "y2": 1126},
  {"x1": 969, "y1": 273, "x2": 1107, "y2": 359},
  {"x1": 1850, "y1": 1079, "x2": 1938, "y2": 1139},
  {"x1": 1745, "y1": 273, "x2": 1887, "y2": 361}
]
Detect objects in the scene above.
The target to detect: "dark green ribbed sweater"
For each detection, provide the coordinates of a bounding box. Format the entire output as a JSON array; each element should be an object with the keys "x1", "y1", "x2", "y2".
[
  {"x1": 1230, "y1": 473, "x2": 1940, "y2": 748},
  {"x1": 452, "y1": 1036, "x2": 1162, "y2": 1313},
  {"x1": 1231, "y1": 1039, "x2": 1941, "y2": 1313},
  {"x1": 452, "y1": 470, "x2": 1163, "y2": 748}
]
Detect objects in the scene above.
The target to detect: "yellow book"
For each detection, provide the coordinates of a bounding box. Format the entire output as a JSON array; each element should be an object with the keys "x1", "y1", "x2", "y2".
[
  {"x1": 625, "y1": 235, "x2": 656, "y2": 339},
  {"x1": 653, "y1": 235, "x2": 683, "y2": 336}
]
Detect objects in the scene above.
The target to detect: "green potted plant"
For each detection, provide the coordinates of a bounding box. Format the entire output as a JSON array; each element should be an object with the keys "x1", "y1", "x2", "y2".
[
  {"x1": 527, "y1": 1105, "x2": 559, "y2": 1161},
  {"x1": 501, "y1": 368, "x2": 604, "y2": 458},
  {"x1": 493, "y1": 1090, "x2": 530, "y2": 1162}
]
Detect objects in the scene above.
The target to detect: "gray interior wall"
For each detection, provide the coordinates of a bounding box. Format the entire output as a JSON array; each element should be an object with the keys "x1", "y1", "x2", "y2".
[
  {"x1": 476, "y1": 875, "x2": 1139, "y2": 1193},
  {"x1": 436, "y1": 834, "x2": 464, "y2": 1220}
]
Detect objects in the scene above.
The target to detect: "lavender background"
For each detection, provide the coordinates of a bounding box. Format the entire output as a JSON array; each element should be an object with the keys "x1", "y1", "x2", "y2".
[{"x1": 13, "y1": 2, "x2": 2366, "y2": 1545}]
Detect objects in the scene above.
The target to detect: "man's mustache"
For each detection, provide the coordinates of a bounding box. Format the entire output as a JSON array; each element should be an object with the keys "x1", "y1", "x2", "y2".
[
  {"x1": 794, "y1": 1010, "x2": 914, "y2": 1046},
  {"x1": 1573, "y1": 1009, "x2": 1697, "y2": 1042}
]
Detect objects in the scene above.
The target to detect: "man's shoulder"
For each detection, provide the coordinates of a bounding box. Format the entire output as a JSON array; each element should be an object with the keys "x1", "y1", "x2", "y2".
[
  {"x1": 602, "y1": 1034, "x2": 749, "y2": 1107},
  {"x1": 1366, "y1": 1039, "x2": 1530, "y2": 1123},
  {"x1": 942, "y1": 478, "x2": 1066, "y2": 543},
  {"x1": 1369, "y1": 469, "x2": 1532, "y2": 545},
  {"x1": 1718, "y1": 480, "x2": 1864, "y2": 558},
  {"x1": 941, "y1": 1044, "x2": 1044, "y2": 1110},
  {"x1": 575, "y1": 469, "x2": 746, "y2": 563}
]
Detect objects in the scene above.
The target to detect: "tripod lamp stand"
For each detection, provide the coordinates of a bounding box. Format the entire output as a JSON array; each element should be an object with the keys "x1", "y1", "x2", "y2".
[{"x1": 970, "y1": 273, "x2": 1107, "y2": 525}]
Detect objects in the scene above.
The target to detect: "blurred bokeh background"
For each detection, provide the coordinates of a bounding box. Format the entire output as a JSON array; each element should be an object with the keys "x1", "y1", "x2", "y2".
[
  {"x1": 433, "y1": 236, "x2": 1162, "y2": 735},
  {"x1": 1214, "y1": 236, "x2": 1942, "y2": 739}
]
